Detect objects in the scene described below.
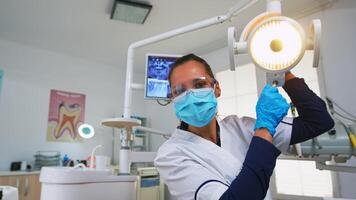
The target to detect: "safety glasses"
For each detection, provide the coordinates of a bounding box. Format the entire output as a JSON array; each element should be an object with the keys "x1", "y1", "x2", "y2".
[{"x1": 170, "y1": 76, "x2": 216, "y2": 99}]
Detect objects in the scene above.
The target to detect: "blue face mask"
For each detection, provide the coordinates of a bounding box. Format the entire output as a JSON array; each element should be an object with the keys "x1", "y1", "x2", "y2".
[{"x1": 173, "y1": 88, "x2": 217, "y2": 127}]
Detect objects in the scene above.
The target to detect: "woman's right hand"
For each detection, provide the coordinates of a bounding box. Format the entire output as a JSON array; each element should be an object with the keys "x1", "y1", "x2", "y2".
[{"x1": 254, "y1": 84, "x2": 290, "y2": 136}]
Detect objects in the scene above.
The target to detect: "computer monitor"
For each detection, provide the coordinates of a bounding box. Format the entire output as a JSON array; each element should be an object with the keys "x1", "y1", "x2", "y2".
[{"x1": 144, "y1": 54, "x2": 181, "y2": 100}]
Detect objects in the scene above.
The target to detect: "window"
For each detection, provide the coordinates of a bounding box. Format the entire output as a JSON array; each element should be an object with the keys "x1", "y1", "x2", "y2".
[
  {"x1": 215, "y1": 63, "x2": 258, "y2": 119},
  {"x1": 275, "y1": 160, "x2": 334, "y2": 198}
]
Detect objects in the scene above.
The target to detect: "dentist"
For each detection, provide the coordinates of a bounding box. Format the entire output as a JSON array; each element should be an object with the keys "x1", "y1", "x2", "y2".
[{"x1": 154, "y1": 54, "x2": 334, "y2": 200}]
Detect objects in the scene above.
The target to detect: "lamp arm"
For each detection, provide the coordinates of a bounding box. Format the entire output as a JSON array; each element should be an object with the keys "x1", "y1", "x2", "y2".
[
  {"x1": 316, "y1": 161, "x2": 356, "y2": 173},
  {"x1": 123, "y1": 0, "x2": 258, "y2": 119},
  {"x1": 133, "y1": 126, "x2": 171, "y2": 137},
  {"x1": 239, "y1": 0, "x2": 282, "y2": 42},
  {"x1": 227, "y1": 0, "x2": 260, "y2": 18}
]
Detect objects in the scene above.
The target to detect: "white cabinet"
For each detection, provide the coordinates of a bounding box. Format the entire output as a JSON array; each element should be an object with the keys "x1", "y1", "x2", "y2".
[{"x1": 136, "y1": 167, "x2": 164, "y2": 200}]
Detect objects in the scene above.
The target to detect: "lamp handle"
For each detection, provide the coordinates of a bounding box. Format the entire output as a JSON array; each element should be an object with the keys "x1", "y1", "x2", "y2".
[{"x1": 267, "y1": 73, "x2": 285, "y2": 87}]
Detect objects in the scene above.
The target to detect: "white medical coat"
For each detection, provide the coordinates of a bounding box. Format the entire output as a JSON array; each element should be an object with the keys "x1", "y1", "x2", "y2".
[{"x1": 154, "y1": 115, "x2": 293, "y2": 200}]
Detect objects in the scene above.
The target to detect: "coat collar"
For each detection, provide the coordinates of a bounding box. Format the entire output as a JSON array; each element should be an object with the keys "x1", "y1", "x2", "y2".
[{"x1": 171, "y1": 126, "x2": 242, "y2": 184}]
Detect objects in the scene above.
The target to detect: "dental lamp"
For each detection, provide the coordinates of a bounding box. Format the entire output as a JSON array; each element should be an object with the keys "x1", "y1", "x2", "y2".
[{"x1": 228, "y1": 0, "x2": 321, "y2": 86}]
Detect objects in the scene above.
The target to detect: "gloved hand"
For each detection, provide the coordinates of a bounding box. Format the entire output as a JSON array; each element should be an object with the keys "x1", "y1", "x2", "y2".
[{"x1": 254, "y1": 84, "x2": 290, "y2": 136}]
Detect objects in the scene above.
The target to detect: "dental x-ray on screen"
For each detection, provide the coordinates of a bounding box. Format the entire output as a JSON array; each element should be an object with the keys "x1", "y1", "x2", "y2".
[{"x1": 145, "y1": 54, "x2": 180, "y2": 100}]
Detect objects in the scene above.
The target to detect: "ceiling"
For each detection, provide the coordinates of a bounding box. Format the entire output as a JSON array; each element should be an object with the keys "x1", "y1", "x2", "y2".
[{"x1": 0, "y1": 0, "x2": 330, "y2": 73}]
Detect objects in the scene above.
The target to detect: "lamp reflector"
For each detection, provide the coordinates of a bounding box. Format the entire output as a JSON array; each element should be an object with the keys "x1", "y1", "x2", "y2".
[{"x1": 249, "y1": 17, "x2": 305, "y2": 72}]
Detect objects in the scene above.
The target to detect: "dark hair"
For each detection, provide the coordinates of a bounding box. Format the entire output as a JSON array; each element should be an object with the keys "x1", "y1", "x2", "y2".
[
  {"x1": 169, "y1": 54, "x2": 215, "y2": 130},
  {"x1": 168, "y1": 53, "x2": 215, "y2": 84}
]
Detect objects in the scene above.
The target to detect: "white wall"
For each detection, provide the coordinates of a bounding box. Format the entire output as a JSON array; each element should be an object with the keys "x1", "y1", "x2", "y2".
[
  {"x1": 199, "y1": 1, "x2": 356, "y2": 198},
  {"x1": 0, "y1": 39, "x2": 145, "y2": 170}
]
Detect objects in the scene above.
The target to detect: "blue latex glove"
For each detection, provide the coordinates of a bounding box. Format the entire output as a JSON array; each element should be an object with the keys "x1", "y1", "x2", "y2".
[{"x1": 254, "y1": 84, "x2": 290, "y2": 136}]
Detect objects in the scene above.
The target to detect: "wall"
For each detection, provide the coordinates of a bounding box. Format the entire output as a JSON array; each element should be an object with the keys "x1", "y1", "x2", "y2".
[
  {"x1": 0, "y1": 39, "x2": 145, "y2": 170},
  {"x1": 200, "y1": 1, "x2": 356, "y2": 198}
]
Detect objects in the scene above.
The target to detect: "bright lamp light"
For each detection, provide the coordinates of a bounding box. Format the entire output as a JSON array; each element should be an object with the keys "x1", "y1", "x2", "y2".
[
  {"x1": 78, "y1": 123, "x2": 95, "y2": 139},
  {"x1": 248, "y1": 17, "x2": 306, "y2": 72}
]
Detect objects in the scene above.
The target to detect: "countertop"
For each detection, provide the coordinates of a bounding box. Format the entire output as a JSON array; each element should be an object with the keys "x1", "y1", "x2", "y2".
[{"x1": 0, "y1": 170, "x2": 41, "y2": 176}]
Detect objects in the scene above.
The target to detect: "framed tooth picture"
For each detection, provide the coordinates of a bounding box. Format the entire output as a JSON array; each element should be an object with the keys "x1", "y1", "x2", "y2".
[{"x1": 47, "y1": 89, "x2": 86, "y2": 142}]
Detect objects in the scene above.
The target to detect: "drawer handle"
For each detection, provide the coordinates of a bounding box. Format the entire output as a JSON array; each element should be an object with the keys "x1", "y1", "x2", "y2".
[
  {"x1": 24, "y1": 177, "x2": 29, "y2": 196},
  {"x1": 16, "y1": 178, "x2": 20, "y2": 188}
]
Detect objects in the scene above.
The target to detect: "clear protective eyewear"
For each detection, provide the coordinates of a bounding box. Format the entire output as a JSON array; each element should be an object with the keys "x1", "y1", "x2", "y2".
[{"x1": 170, "y1": 76, "x2": 216, "y2": 99}]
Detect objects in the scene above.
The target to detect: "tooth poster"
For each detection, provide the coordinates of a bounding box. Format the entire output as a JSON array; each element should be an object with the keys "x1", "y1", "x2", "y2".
[{"x1": 47, "y1": 89, "x2": 86, "y2": 142}]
